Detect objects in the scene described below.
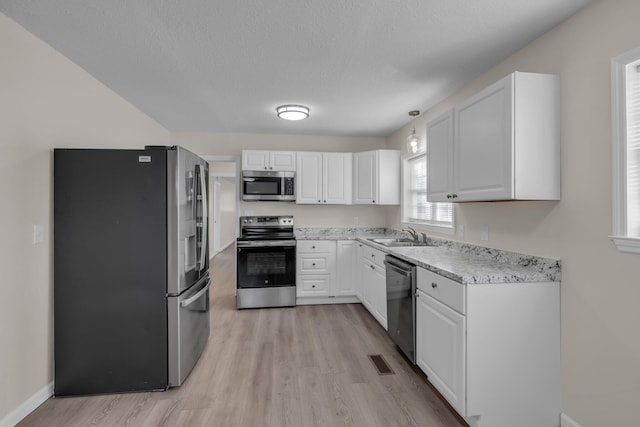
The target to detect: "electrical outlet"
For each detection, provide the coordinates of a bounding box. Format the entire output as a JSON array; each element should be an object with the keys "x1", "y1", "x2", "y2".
[
  {"x1": 33, "y1": 224, "x2": 44, "y2": 244},
  {"x1": 481, "y1": 225, "x2": 489, "y2": 241}
]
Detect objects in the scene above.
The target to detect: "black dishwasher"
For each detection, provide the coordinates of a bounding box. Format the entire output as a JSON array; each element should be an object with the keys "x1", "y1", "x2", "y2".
[{"x1": 384, "y1": 255, "x2": 417, "y2": 364}]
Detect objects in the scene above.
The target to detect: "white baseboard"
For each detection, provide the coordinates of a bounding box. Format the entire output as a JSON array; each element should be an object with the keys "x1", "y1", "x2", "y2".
[
  {"x1": 561, "y1": 413, "x2": 582, "y2": 427},
  {"x1": 0, "y1": 382, "x2": 53, "y2": 427}
]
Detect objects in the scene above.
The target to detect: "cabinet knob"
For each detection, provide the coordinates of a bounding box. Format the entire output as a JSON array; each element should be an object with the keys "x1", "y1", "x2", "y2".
[
  {"x1": 446, "y1": 194, "x2": 452, "y2": 199},
  {"x1": 323, "y1": 200, "x2": 327, "y2": 203},
  {"x1": 269, "y1": 166, "x2": 273, "y2": 170},
  {"x1": 312, "y1": 245, "x2": 316, "y2": 249},
  {"x1": 264, "y1": 167, "x2": 268, "y2": 170},
  {"x1": 431, "y1": 282, "x2": 438, "y2": 288},
  {"x1": 370, "y1": 265, "x2": 375, "y2": 269},
  {"x1": 372, "y1": 200, "x2": 376, "y2": 203},
  {"x1": 312, "y1": 285, "x2": 316, "y2": 288},
  {"x1": 371, "y1": 254, "x2": 375, "y2": 258},
  {"x1": 312, "y1": 263, "x2": 316, "y2": 266},
  {"x1": 452, "y1": 194, "x2": 458, "y2": 199}
]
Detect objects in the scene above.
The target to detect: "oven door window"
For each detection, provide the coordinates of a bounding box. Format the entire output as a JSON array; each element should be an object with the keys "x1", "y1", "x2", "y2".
[
  {"x1": 237, "y1": 246, "x2": 295, "y2": 288},
  {"x1": 243, "y1": 178, "x2": 281, "y2": 196}
]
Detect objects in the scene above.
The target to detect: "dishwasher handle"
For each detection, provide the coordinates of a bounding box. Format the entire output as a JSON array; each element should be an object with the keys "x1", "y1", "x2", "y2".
[{"x1": 384, "y1": 258, "x2": 414, "y2": 277}]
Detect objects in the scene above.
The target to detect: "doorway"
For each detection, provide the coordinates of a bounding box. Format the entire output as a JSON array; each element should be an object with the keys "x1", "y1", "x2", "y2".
[{"x1": 202, "y1": 156, "x2": 239, "y2": 258}]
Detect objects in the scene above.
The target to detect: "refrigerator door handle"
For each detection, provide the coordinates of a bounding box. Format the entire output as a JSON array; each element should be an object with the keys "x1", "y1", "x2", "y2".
[
  {"x1": 197, "y1": 164, "x2": 208, "y2": 272},
  {"x1": 180, "y1": 278, "x2": 211, "y2": 308}
]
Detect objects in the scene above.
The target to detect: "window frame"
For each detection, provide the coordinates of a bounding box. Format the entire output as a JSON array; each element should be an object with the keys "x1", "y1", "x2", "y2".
[
  {"x1": 401, "y1": 152, "x2": 455, "y2": 234},
  {"x1": 611, "y1": 46, "x2": 640, "y2": 253}
]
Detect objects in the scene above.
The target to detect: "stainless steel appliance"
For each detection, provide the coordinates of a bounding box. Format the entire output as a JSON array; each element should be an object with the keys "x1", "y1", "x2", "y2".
[
  {"x1": 54, "y1": 146, "x2": 210, "y2": 396},
  {"x1": 241, "y1": 170, "x2": 295, "y2": 201},
  {"x1": 384, "y1": 255, "x2": 417, "y2": 364},
  {"x1": 236, "y1": 216, "x2": 296, "y2": 308}
]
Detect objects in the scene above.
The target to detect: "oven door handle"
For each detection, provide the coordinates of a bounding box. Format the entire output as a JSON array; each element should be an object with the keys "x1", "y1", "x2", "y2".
[{"x1": 237, "y1": 240, "x2": 297, "y2": 248}]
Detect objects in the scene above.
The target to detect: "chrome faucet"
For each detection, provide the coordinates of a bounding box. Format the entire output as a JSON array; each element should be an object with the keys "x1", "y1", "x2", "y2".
[{"x1": 402, "y1": 227, "x2": 418, "y2": 241}]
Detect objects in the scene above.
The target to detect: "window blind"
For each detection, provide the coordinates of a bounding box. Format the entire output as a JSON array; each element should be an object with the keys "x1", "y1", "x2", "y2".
[
  {"x1": 404, "y1": 154, "x2": 453, "y2": 227},
  {"x1": 626, "y1": 61, "x2": 640, "y2": 237}
]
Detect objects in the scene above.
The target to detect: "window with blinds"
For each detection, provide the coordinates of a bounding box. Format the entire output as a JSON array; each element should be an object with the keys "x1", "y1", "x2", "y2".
[
  {"x1": 625, "y1": 60, "x2": 640, "y2": 238},
  {"x1": 402, "y1": 153, "x2": 453, "y2": 231},
  {"x1": 611, "y1": 47, "x2": 640, "y2": 253}
]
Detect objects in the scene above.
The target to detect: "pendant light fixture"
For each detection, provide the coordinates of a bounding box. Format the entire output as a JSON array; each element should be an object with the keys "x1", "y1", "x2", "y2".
[
  {"x1": 276, "y1": 104, "x2": 310, "y2": 121},
  {"x1": 406, "y1": 110, "x2": 421, "y2": 153}
]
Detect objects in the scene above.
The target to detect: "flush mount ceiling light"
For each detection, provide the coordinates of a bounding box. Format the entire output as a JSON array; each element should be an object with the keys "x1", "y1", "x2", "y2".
[
  {"x1": 406, "y1": 110, "x2": 421, "y2": 153},
  {"x1": 276, "y1": 104, "x2": 310, "y2": 121}
]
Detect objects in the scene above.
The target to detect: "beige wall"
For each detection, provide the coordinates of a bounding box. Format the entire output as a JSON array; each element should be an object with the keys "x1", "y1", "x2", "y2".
[
  {"x1": 386, "y1": 1, "x2": 640, "y2": 425},
  {"x1": 173, "y1": 132, "x2": 388, "y2": 228},
  {"x1": 0, "y1": 12, "x2": 169, "y2": 423}
]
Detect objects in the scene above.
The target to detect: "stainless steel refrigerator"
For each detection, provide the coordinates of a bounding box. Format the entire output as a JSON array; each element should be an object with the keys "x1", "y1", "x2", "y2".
[{"x1": 54, "y1": 146, "x2": 210, "y2": 396}]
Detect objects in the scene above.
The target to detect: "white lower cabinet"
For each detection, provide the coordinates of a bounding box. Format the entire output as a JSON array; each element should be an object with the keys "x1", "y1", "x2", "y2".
[
  {"x1": 416, "y1": 288, "x2": 466, "y2": 415},
  {"x1": 296, "y1": 240, "x2": 359, "y2": 304},
  {"x1": 358, "y1": 244, "x2": 387, "y2": 330},
  {"x1": 336, "y1": 240, "x2": 358, "y2": 296},
  {"x1": 415, "y1": 267, "x2": 560, "y2": 427}
]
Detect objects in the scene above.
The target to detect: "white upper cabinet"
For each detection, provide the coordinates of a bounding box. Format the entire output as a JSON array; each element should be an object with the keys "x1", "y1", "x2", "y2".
[
  {"x1": 296, "y1": 152, "x2": 352, "y2": 204},
  {"x1": 353, "y1": 149, "x2": 400, "y2": 205},
  {"x1": 427, "y1": 72, "x2": 560, "y2": 202},
  {"x1": 426, "y1": 110, "x2": 454, "y2": 202},
  {"x1": 242, "y1": 150, "x2": 296, "y2": 171}
]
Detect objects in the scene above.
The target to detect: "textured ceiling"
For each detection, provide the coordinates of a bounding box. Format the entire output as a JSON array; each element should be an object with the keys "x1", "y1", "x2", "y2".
[{"x1": 0, "y1": 0, "x2": 592, "y2": 137}]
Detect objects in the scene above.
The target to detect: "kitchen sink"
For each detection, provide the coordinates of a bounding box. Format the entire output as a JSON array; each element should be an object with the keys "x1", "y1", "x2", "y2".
[{"x1": 368, "y1": 238, "x2": 431, "y2": 247}]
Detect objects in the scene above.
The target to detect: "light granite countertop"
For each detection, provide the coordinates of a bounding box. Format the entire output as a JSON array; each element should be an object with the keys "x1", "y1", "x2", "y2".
[{"x1": 295, "y1": 228, "x2": 561, "y2": 285}]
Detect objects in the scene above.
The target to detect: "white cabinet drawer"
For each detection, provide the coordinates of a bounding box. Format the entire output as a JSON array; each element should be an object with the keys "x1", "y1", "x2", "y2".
[
  {"x1": 417, "y1": 268, "x2": 465, "y2": 314},
  {"x1": 362, "y1": 244, "x2": 386, "y2": 268},
  {"x1": 297, "y1": 254, "x2": 331, "y2": 274},
  {"x1": 297, "y1": 276, "x2": 330, "y2": 296},
  {"x1": 297, "y1": 240, "x2": 334, "y2": 253}
]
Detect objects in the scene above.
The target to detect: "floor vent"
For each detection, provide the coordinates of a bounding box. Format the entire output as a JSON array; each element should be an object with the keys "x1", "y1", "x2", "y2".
[{"x1": 368, "y1": 354, "x2": 394, "y2": 375}]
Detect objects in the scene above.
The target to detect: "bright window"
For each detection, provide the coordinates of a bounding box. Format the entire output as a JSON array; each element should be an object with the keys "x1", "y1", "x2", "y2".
[
  {"x1": 611, "y1": 47, "x2": 640, "y2": 253},
  {"x1": 401, "y1": 153, "x2": 454, "y2": 233}
]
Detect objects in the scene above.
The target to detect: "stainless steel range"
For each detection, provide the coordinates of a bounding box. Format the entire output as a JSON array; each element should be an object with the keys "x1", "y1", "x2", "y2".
[{"x1": 236, "y1": 216, "x2": 296, "y2": 309}]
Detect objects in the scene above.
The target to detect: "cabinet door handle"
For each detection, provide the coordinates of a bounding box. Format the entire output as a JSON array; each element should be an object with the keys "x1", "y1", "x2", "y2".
[
  {"x1": 431, "y1": 282, "x2": 438, "y2": 288},
  {"x1": 447, "y1": 194, "x2": 452, "y2": 199},
  {"x1": 370, "y1": 265, "x2": 375, "y2": 270},
  {"x1": 452, "y1": 194, "x2": 458, "y2": 199}
]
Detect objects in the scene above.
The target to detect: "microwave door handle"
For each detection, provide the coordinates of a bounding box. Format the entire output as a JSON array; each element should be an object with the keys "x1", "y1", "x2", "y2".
[{"x1": 197, "y1": 164, "x2": 208, "y2": 272}]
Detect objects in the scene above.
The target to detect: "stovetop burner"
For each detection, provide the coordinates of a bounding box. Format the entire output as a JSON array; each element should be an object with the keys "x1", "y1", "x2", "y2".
[{"x1": 237, "y1": 216, "x2": 295, "y2": 241}]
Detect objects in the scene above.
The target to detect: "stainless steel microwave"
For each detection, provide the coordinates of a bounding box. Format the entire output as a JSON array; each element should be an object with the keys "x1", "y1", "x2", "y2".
[{"x1": 241, "y1": 170, "x2": 295, "y2": 201}]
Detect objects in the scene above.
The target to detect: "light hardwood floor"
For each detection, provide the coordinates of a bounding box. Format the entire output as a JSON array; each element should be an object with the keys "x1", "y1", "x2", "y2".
[{"x1": 19, "y1": 244, "x2": 466, "y2": 427}]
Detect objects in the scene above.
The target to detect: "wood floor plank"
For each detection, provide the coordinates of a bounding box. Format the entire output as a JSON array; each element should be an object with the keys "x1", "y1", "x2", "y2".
[{"x1": 18, "y1": 244, "x2": 466, "y2": 427}]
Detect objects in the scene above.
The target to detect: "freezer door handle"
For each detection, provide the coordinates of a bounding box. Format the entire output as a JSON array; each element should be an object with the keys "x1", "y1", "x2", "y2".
[
  {"x1": 180, "y1": 278, "x2": 211, "y2": 308},
  {"x1": 197, "y1": 164, "x2": 208, "y2": 272}
]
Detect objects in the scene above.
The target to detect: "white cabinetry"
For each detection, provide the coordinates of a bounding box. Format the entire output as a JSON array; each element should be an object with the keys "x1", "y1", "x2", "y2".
[
  {"x1": 427, "y1": 72, "x2": 560, "y2": 202},
  {"x1": 358, "y1": 244, "x2": 387, "y2": 330},
  {"x1": 296, "y1": 240, "x2": 359, "y2": 304},
  {"x1": 296, "y1": 152, "x2": 352, "y2": 204},
  {"x1": 415, "y1": 267, "x2": 560, "y2": 427},
  {"x1": 336, "y1": 240, "x2": 358, "y2": 296},
  {"x1": 242, "y1": 150, "x2": 296, "y2": 171},
  {"x1": 416, "y1": 270, "x2": 466, "y2": 416},
  {"x1": 353, "y1": 150, "x2": 400, "y2": 205}
]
